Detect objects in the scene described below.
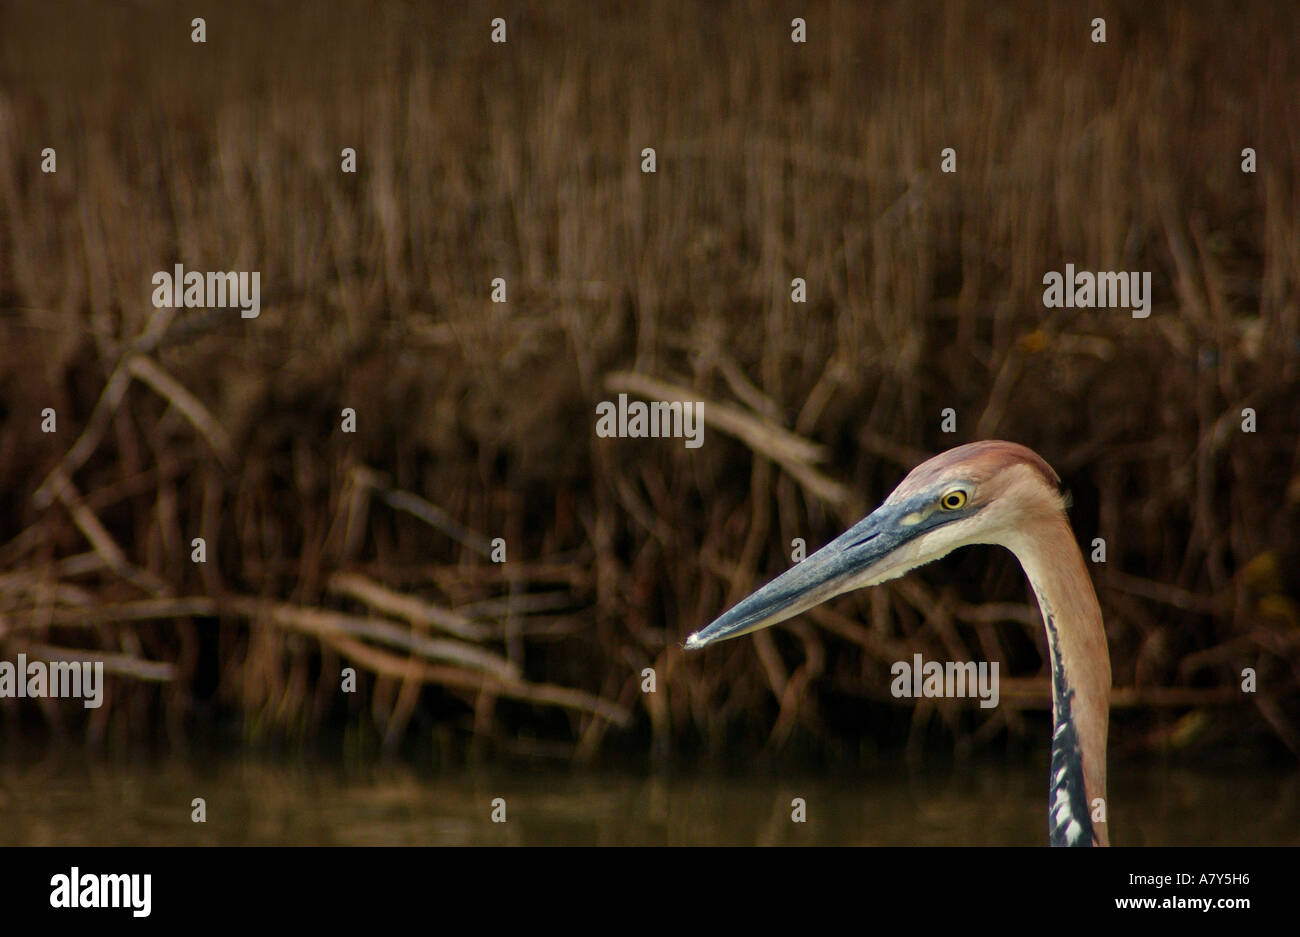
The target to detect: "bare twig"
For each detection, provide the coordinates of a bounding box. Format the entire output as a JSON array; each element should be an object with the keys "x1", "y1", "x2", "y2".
[
  {"x1": 33, "y1": 364, "x2": 134, "y2": 509},
  {"x1": 225, "y1": 597, "x2": 518, "y2": 680},
  {"x1": 328, "y1": 572, "x2": 490, "y2": 641},
  {"x1": 25, "y1": 642, "x2": 175, "y2": 682},
  {"x1": 353, "y1": 470, "x2": 494, "y2": 558},
  {"x1": 604, "y1": 371, "x2": 860, "y2": 512},
  {"x1": 43, "y1": 469, "x2": 170, "y2": 596},
  {"x1": 125, "y1": 355, "x2": 234, "y2": 466}
]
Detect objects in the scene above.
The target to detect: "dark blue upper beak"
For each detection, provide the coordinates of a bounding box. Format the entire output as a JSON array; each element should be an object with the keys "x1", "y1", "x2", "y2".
[{"x1": 685, "y1": 500, "x2": 919, "y2": 649}]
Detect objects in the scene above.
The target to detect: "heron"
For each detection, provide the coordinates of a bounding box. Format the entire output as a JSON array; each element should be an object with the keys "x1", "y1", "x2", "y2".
[{"x1": 685, "y1": 440, "x2": 1110, "y2": 846}]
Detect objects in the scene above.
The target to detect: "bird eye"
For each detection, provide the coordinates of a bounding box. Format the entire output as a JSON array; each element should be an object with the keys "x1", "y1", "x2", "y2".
[{"x1": 940, "y1": 489, "x2": 968, "y2": 510}]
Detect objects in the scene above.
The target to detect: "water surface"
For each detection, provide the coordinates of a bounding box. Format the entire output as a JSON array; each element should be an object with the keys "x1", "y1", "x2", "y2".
[{"x1": 1, "y1": 754, "x2": 1292, "y2": 846}]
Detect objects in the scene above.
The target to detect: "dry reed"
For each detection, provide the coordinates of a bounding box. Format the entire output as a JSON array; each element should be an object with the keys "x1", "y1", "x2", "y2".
[{"x1": 0, "y1": 0, "x2": 1297, "y2": 762}]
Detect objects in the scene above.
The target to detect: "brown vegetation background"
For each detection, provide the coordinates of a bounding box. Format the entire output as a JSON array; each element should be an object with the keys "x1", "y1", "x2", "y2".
[{"x1": 1, "y1": 1, "x2": 1297, "y2": 765}]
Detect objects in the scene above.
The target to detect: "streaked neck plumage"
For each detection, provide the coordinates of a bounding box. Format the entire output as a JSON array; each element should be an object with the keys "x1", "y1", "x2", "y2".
[{"x1": 1007, "y1": 512, "x2": 1111, "y2": 846}]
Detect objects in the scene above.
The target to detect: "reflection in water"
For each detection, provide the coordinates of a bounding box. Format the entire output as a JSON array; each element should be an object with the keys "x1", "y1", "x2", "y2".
[{"x1": 0, "y1": 754, "x2": 1295, "y2": 846}]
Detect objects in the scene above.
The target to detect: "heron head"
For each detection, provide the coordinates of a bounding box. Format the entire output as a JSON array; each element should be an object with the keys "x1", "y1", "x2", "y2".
[{"x1": 685, "y1": 440, "x2": 1068, "y2": 649}]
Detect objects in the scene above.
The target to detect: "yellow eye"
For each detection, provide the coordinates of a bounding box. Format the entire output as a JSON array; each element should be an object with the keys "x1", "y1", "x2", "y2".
[{"x1": 940, "y1": 489, "x2": 968, "y2": 511}]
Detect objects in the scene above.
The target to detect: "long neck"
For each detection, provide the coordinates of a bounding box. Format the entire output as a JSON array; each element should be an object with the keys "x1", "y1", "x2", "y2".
[{"x1": 1008, "y1": 514, "x2": 1111, "y2": 847}]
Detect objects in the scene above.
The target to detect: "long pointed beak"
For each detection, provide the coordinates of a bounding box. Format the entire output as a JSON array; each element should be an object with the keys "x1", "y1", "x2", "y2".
[{"x1": 685, "y1": 503, "x2": 910, "y2": 650}]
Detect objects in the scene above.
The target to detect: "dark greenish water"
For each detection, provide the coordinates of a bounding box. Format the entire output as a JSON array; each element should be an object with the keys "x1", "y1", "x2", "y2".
[{"x1": 1, "y1": 754, "x2": 1294, "y2": 845}]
